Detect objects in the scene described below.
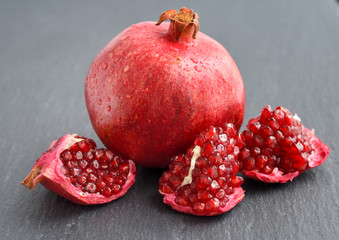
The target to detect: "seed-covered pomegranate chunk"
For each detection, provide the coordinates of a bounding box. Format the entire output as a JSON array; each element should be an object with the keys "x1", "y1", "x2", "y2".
[
  {"x1": 238, "y1": 106, "x2": 330, "y2": 183},
  {"x1": 159, "y1": 124, "x2": 245, "y2": 216},
  {"x1": 22, "y1": 134, "x2": 136, "y2": 205}
]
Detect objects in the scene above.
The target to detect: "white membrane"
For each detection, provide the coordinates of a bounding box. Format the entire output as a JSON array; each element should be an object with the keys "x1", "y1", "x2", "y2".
[{"x1": 179, "y1": 145, "x2": 201, "y2": 188}]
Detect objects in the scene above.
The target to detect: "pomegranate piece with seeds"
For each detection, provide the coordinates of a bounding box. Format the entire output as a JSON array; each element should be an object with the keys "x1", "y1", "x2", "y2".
[
  {"x1": 238, "y1": 105, "x2": 330, "y2": 183},
  {"x1": 21, "y1": 134, "x2": 136, "y2": 205},
  {"x1": 159, "y1": 124, "x2": 245, "y2": 216}
]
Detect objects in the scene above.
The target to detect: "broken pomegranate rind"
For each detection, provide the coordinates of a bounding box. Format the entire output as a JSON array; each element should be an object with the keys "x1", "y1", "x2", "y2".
[
  {"x1": 242, "y1": 127, "x2": 329, "y2": 183},
  {"x1": 39, "y1": 160, "x2": 136, "y2": 205},
  {"x1": 243, "y1": 168, "x2": 300, "y2": 183},
  {"x1": 161, "y1": 187, "x2": 245, "y2": 216},
  {"x1": 22, "y1": 134, "x2": 137, "y2": 205},
  {"x1": 306, "y1": 129, "x2": 330, "y2": 168}
]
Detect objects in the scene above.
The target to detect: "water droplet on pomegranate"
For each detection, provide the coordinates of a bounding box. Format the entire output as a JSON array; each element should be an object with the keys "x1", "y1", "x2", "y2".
[
  {"x1": 124, "y1": 65, "x2": 129, "y2": 72},
  {"x1": 194, "y1": 66, "x2": 202, "y2": 72},
  {"x1": 126, "y1": 94, "x2": 132, "y2": 99},
  {"x1": 102, "y1": 63, "x2": 108, "y2": 70},
  {"x1": 184, "y1": 66, "x2": 191, "y2": 72},
  {"x1": 98, "y1": 99, "x2": 102, "y2": 105},
  {"x1": 190, "y1": 58, "x2": 198, "y2": 64},
  {"x1": 107, "y1": 105, "x2": 111, "y2": 112},
  {"x1": 155, "y1": 53, "x2": 159, "y2": 58}
]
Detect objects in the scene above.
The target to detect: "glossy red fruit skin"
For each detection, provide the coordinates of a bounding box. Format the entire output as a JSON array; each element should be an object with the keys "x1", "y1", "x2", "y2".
[
  {"x1": 21, "y1": 134, "x2": 136, "y2": 205},
  {"x1": 241, "y1": 117, "x2": 330, "y2": 183},
  {"x1": 85, "y1": 19, "x2": 245, "y2": 168}
]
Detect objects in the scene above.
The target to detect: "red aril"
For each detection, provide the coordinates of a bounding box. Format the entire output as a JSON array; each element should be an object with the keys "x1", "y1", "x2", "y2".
[
  {"x1": 159, "y1": 124, "x2": 244, "y2": 216},
  {"x1": 21, "y1": 134, "x2": 136, "y2": 204},
  {"x1": 239, "y1": 106, "x2": 330, "y2": 183},
  {"x1": 85, "y1": 7, "x2": 245, "y2": 168}
]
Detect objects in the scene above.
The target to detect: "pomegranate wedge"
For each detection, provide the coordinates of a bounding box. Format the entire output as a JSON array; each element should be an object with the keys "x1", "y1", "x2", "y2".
[
  {"x1": 22, "y1": 134, "x2": 136, "y2": 205},
  {"x1": 239, "y1": 106, "x2": 330, "y2": 183},
  {"x1": 159, "y1": 124, "x2": 244, "y2": 216}
]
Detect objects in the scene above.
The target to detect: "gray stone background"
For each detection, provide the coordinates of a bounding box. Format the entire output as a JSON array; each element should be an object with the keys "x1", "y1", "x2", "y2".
[{"x1": 0, "y1": 0, "x2": 338, "y2": 239}]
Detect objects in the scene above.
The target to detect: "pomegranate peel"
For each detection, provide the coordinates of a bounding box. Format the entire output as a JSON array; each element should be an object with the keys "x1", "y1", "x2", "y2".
[
  {"x1": 306, "y1": 129, "x2": 330, "y2": 168},
  {"x1": 159, "y1": 124, "x2": 245, "y2": 216},
  {"x1": 22, "y1": 134, "x2": 136, "y2": 205},
  {"x1": 244, "y1": 168, "x2": 300, "y2": 184},
  {"x1": 239, "y1": 106, "x2": 330, "y2": 183},
  {"x1": 162, "y1": 187, "x2": 244, "y2": 216}
]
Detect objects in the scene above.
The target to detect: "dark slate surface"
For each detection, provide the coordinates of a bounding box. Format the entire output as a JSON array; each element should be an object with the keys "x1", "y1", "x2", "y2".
[{"x1": 1, "y1": 0, "x2": 338, "y2": 239}]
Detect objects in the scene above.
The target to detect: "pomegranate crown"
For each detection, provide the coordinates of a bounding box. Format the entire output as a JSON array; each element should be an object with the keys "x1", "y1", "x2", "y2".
[{"x1": 156, "y1": 7, "x2": 200, "y2": 42}]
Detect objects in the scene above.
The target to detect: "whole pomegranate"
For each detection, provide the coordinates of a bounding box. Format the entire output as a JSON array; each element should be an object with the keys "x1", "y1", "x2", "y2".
[{"x1": 85, "y1": 7, "x2": 245, "y2": 168}]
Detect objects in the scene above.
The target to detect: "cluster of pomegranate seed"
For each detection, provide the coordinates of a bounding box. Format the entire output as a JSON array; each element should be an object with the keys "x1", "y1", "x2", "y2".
[
  {"x1": 60, "y1": 137, "x2": 130, "y2": 197},
  {"x1": 159, "y1": 124, "x2": 244, "y2": 215},
  {"x1": 239, "y1": 105, "x2": 314, "y2": 175}
]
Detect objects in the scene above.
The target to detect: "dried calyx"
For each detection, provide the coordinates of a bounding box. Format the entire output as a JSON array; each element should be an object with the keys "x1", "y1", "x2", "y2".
[{"x1": 156, "y1": 7, "x2": 200, "y2": 42}]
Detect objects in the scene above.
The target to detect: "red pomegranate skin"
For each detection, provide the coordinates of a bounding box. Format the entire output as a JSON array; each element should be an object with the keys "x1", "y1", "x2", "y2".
[{"x1": 85, "y1": 20, "x2": 245, "y2": 168}]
